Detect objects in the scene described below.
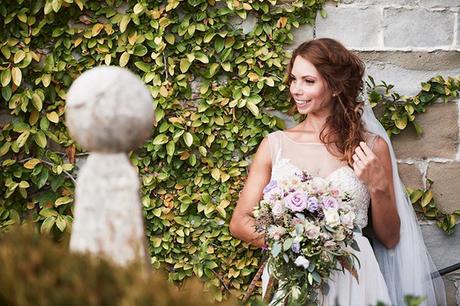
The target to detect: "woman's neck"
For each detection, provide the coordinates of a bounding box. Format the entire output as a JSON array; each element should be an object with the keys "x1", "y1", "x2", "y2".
[{"x1": 301, "y1": 113, "x2": 330, "y2": 134}]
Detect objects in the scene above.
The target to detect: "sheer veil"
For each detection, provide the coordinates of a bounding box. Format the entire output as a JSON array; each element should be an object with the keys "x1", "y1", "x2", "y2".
[{"x1": 361, "y1": 103, "x2": 447, "y2": 306}]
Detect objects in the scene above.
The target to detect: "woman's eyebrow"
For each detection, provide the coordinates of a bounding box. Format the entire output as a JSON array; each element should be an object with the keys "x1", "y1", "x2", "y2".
[{"x1": 291, "y1": 74, "x2": 317, "y2": 79}]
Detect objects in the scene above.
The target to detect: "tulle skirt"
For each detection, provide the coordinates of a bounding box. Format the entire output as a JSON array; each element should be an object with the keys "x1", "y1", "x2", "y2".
[{"x1": 262, "y1": 233, "x2": 392, "y2": 306}]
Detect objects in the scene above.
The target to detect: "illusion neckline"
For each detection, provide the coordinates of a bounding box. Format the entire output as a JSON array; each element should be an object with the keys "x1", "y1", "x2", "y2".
[
  {"x1": 280, "y1": 131, "x2": 325, "y2": 145},
  {"x1": 277, "y1": 158, "x2": 354, "y2": 181}
]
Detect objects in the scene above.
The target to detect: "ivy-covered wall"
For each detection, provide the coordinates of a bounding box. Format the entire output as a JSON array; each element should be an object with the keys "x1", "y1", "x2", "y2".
[
  {"x1": 1, "y1": 0, "x2": 460, "y2": 304},
  {"x1": 0, "y1": 0, "x2": 327, "y2": 301}
]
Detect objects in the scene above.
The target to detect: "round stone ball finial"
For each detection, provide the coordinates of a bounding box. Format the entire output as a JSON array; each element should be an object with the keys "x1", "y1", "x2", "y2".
[{"x1": 66, "y1": 66, "x2": 155, "y2": 153}]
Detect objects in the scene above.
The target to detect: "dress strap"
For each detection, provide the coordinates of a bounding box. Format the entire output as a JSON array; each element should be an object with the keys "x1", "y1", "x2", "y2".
[
  {"x1": 366, "y1": 133, "x2": 380, "y2": 150},
  {"x1": 267, "y1": 131, "x2": 282, "y2": 166}
]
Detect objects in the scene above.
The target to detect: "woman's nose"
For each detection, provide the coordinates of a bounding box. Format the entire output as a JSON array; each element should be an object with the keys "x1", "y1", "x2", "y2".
[{"x1": 291, "y1": 82, "x2": 302, "y2": 95}]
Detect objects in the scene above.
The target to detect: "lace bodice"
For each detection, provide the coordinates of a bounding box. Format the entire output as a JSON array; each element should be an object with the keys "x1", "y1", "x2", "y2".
[{"x1": 268, "y1": 131, "x2": 375, "y2": 229}]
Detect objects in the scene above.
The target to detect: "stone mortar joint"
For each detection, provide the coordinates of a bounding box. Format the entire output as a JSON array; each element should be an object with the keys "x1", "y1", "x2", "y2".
[{"x1": 66, "y1": 66, "x2": 155, "y2": 267}]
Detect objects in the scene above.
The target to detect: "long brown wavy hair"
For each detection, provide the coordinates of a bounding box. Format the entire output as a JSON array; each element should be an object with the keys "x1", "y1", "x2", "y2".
[{"x1": 287, "y1": 38, "x2": 366, "y2": 165}]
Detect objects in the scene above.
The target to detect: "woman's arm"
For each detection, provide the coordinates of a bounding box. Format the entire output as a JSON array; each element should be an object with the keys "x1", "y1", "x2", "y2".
[
  {"x1": 229, "y1": 137, "x2": 272, "y2": 248},
  {"x1": 352, "y1": 139, "x2": 400, "y2": 249}
]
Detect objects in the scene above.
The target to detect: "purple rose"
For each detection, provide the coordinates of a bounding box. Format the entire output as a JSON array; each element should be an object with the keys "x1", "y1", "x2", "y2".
[
  {"x1": 285, "y1": 191, "x2": 308, "y2": 212},
  {"x1": 263, "y1": 180, "x2": 278, "y2": 194},
  {"x1": 291, "y1": 241, "x2": 300, "y2": 253},
  {"x1": 307, "y1": 197, "x2": 319, "y2": 212},
  {"x1": 322, "y1": 196, "x2": 338, "y2": 210}
]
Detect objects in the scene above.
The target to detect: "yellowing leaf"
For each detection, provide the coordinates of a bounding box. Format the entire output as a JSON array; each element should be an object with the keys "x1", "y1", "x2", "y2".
[
  {"x1": 19, "y1": 181, "x2": 30, "y2": 188},
  {"x1": 16, "y1": 131, "x2": 30, "y2": 148},
  {"x1": 133, "y1": 3, "x2": 144, "y2": 15},
  {"x1": 42, "y1": 74, "x2": 51, "y2": 87},
  {"x1": 152, "y1": 134, "x2": 169, "y2": 145},
  {"x1": 119, "y1": 51, "x2": 130, "y2": 67},
  {"x1": 248, "y1": 72, "x2": 259, "y2": 82},
  {"x1": 1, "y1": 68, "x2": 11, "y2": 87},
  {"x1": 180, "y1": 58, "x2": 191, "y2": 73},
  {"x1": 159, "y1": 86, "x2": 169, "y2": 97},
  {"x1": 421, "y1": 190, "x2": 433, "y2": 207},
  {"x1": 24, "y1": 158, "x2": 41, "y2": 169},
  {"x1": 0, "y1": 142, "x2": 11, "y2": 157},
  {"x1": 75, "y1": 0, "x2": 84, "y2": 10},
  {"x1": 221, "y1": 173, "x2": 230, "y2": 182},
  {"x1": 246, "y1": 101, "x2": 259, "y2": 116},
  {"x1": 183, "y1": 132, "x2": 193, "y2": 147},
  {"x1": 195, "y1": 52, "x2": 209, "y2": 64},
  {"x1": 55, "y1": 196, "x2": 73, "y2": 207},
  {"x1": 11, "y1": 67, "x2": 22, "y2": 86},
  {"x1": 104, "y1": 54, "x2": 111, "y2": 65},
  {"x1": 211, "y1": 168, "x2": 220, "y2": 181},
  {"x1": 46, "y1": 112, "x2": 59, "y2": 123},
  {"x1": 32, "y1": 93, "x2": 43, "y2": 111},
  {"x1": 92, "y1": 23, "x2": 104, "y2": 37},
  {"x1": 119, "y1": 15, "x2": 130, "y2": 33},
  {"x1": 13, "y1": 50, "x2": 25, "y2": 64}
]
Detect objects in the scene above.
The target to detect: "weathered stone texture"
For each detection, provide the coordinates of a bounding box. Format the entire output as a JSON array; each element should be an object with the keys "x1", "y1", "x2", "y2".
[
  {"x1": 421, "y1": 222, "x2": 460, "y2": 272},
  {"x1": 392, "y1": 103, "x2": 458, "y2": 159},
  {"x1": 426, "y1": 161, "x2": 460, "y2": 213},
  {"x1": 66, "y1": 66, "x2": 155, "y2": 153},
  {"x1": 315, "y1": 4, "x2": 382, "y2": 48},
  {"x1": 398, "y1": 163, "x2": 424, "y2": 189},
  {"x1": 457, "y1": 12, "x2": 460, "y2": 48},
  {"x1": 67, "y1": 67, "x2": 154, "y2": 268},
  {"x1": 383, "y1": 8, "x2": 455, "y2": 47},
  {"x1": 365, "y1": 61, "x2": 460, "y2": 95},
  {"x1": 444, "y1": 275, "x2": 460, "y2": 306},
  {"x1": 341, "y1": 0, "x2": 419, "y2": 6},
  {"x1": 288, "y1": 24, "x2": 314, "y2": 50},
  {"x1": 357, "y1": 51, "x2": 460, "y2": 71},
  {"x1": 421, "y1": 0, "x2": 460, "y2": 8}
]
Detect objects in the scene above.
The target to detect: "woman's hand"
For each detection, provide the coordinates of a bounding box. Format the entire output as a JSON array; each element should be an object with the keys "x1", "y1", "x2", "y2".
[
  {"x1": 352, "y1": 141, "x2": 389, "y2": 193},
  {"x1": 353, "y1": 138, "x2": 400, "y2": 249}
]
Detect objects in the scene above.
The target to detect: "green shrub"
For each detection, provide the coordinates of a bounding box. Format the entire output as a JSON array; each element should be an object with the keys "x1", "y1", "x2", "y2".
[{"x1": 0, "y1": 226, "x2": 244, "y2": 306}]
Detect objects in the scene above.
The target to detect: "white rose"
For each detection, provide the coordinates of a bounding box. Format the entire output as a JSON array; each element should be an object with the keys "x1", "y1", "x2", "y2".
[
  {"x1": 304, "y1": 221, "x2": 321, "y2": 240},
  {"x1": 271, "y1": 200, "x2": 286, "y2": 217},
  {"x1": 340, "y1": 211, "x2": 355, "y2": 229},
  {"x1": 324, "y1": 209, "x2": 340, "y2": 227},
  {"x1": 268, "y1": 225, "x2": 285, "y2": 240},
  {"x1": 294, "y1": 255, "x2": 310, "y2": 269}
]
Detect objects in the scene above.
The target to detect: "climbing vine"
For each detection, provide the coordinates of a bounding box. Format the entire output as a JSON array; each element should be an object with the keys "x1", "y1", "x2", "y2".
[
  {"x1": 367, "y1": 75, "x2": 460, "y2": 234},
  {"x1": 0, "y1": 0, "x2": 326, "y2": 300}
]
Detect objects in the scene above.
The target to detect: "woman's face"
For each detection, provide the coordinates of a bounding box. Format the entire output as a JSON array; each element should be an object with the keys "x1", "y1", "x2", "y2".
[{"x1": 289, "y1": 56, "x2": 332, "y2": 116}]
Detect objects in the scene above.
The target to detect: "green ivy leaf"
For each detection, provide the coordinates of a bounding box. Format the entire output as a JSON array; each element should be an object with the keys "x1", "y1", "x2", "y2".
[
  {"x1": 1, "y1": 68, "x2": 11, "y2": 87},
  {"x1": 152, "y1": 134, "x2": 169, "y2": 145},
  {"x1": 119, "y1": 51, "x2": 130, "y2": 67},
  {"x1": 183, "y1": 132, "x2": 193, "y2": 147},
  {"x1": 180, "y1": 58, "x2": 191, "y2": 73}
]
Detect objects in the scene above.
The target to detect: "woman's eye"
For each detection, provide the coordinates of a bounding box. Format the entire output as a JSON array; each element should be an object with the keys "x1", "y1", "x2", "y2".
[{"x1": 305, "y1": 79, "x2": 315, "y2": 84}]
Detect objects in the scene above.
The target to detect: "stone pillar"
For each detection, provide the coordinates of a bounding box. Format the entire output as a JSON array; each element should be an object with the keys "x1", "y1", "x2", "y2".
[{"x1": 66, "y1": 66, "x2": 155, "y2": 267}]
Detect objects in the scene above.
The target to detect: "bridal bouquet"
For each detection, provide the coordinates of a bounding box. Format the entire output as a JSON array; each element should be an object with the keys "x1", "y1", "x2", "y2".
[{"x1": 254, "y1": 171, "x2": 360, "y2": 305}]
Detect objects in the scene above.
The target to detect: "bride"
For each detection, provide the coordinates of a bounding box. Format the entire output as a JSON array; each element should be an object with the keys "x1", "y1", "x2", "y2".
[{"x1": 229, "y1": 38, "x2": 446, "y2": 305}]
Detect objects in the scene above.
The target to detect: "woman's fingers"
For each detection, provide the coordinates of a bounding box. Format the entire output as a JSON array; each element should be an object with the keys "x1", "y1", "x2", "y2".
[
  {"x1": 354, "y1": 145, "x2": 367, "y2": 162},
  {"x1": 360, "y1": 141, "x2": 376, "y2": 158}
]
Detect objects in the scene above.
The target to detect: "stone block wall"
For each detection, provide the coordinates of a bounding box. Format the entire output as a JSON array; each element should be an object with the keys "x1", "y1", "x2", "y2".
[{"x1": 292, "y1": 1, "x2": 460, "y2": 304}]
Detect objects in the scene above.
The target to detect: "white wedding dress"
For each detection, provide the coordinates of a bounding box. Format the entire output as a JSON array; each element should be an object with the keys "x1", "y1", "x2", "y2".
[{"x1": 262, "y1": 130, "x2": 392, "y2": 306}]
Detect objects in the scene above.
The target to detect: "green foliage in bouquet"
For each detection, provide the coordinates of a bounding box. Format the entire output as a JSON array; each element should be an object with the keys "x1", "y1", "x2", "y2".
[
  {"x1": 0, "y1": 225, "x2": 243, "y2": 306},
  {"x1": 0, "y1": 0, "x2": 326, "y2": 300}
]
